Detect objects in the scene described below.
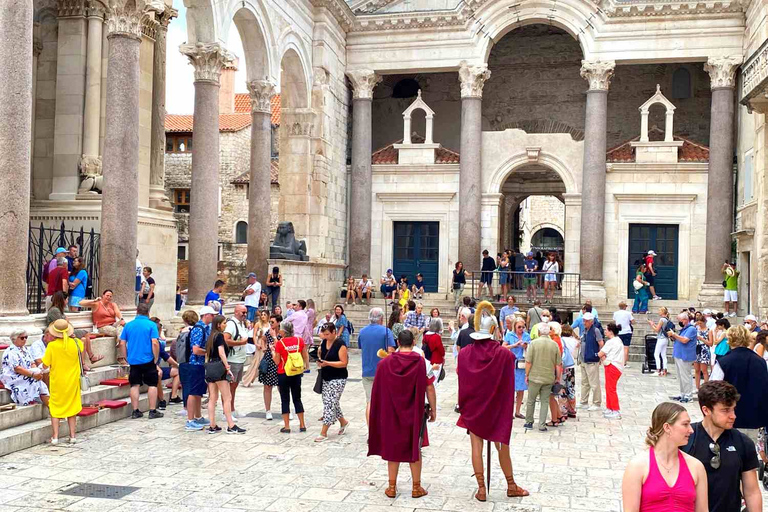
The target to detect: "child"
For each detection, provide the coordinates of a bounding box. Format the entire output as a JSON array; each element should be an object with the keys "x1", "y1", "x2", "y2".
[{"x1": 411, "y1": 273, "x2": 426, "y2": 300}]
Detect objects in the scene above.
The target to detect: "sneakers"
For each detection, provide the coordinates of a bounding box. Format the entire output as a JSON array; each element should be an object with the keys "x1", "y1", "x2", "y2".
[
  {"x1": 227, "y1": 425, "x2": 246, "y2": 434},
  {"x1": 185, "y1": 420, "x2": 204, "y2": 431},
  {"x1": 577, "y1": 403, "x2": 590, "y2": 410},
  {"x1": 669, "y1": 395, "x2": 682, "y2": 401},
  {"x1": 523, "y1": 422, "x2": 533, "y2": 430},
  {"x1": 68, "y1": 437, "x2": 78, "y2": 445},
  {"x1": 131, "y1": 409, "x2": 143, "y2": 419},
  {"x1": 539, "y1": 426, "x2": 548, "y2": 432},
  {"x1": 265, "y1": 411, "x2": 273, "y2": 421},
  {"x1": 605, "y1": 410, "x2": 622, "y2": 419},
  {"x1": 194, "y1": 417, "x2": 210, "y2": 426},
  {"x1": 624, "y1": 363, "x2": 631, "y2": 369},
  {"x1": 587, "y1": 405, "x2": 601, "y2": 412},
  {"x1": 176, "y1": 408, "x2": 188, "y2": 417},
  {"x1": 157, "y1": 400, "x2": 167, "y2": 410},
  {"x1": 148, "y1": 410, "x2": 164, "y2": 420},
  {"x1": 168, "y1": 396, "x2": 183, "y2": 404},
  {"x1": 653, "y1": 295, "x2": 662, "y2": 300},
  {"x1": 207, "y1": 425, "x2": 222, "y2": 434},
  {"x1": 679, "y1": 396, "x2": 692, "y2": 403},
  {"x1": 231, "y1": 410, "x2": 240, "y2": 419},
  {"x1": 729, "y1": 312, "x2": 737, "y2": 318}
]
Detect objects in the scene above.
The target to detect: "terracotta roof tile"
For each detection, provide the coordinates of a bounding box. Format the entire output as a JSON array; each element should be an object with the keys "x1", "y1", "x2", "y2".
[
  {"x1": 165, "y1": 113, "x2": 253, "y2": 133},
  {"x1": 231, "y1": 159, "x2": 279, "y2": 185},
  {"x1": 233, "y1": 93, "x2": 281, "y2": 124},
  {"x1": 606, "y1": 127, "x2": 709, "y2": 163},
  {"x1": 371, "y1": 134, "x2": 460, "y2": 165}
]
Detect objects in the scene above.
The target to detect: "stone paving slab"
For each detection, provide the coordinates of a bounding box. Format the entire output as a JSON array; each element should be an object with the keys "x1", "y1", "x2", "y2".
[{"x1": 0, "y1": 350, "x2": 766, "y2": 511}]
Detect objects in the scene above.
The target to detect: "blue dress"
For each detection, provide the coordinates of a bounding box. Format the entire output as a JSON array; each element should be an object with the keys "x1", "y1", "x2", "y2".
[
  {"x1": 504, "y1": 330, "x2": 530, "y2": 391},
  {"x1": 335, "y1": 314, "x2": 350, "y2": 347}
]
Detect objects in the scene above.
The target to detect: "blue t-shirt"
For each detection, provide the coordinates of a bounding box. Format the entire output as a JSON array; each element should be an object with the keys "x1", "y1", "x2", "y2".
[
  {"x1": 204, "y1": 291, "x2": 220, "y2": 305},
  {"x1": 524, "y1": 259, "x2": 537, "y2": 277},
  {"x1": 120, "y1": 315, "x2": 159, "y2": 366},
  {"x1": 156, "y1": 340, "x2": 171, "y2": 365},
  {"x1": 358, "y1": 324, "x2": 395, "y2": 378},
  {"x1": 674, "y1": 324, "x2": 698, "y2": 362},
  {"x1": 69, "y1": 270, "x2": 88, "y2": 298},
  {"x1": 188, "y1": 321, "x2": 211, "y2": 366}
]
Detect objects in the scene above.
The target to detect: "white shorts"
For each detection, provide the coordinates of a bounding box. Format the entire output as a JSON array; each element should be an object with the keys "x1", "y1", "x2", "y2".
[
  {"x1": 724, "y1": 290, "x2": 738, "y2": 302},
  {"x1": 544, "y1": 274, "x2": 557, "y2": 282}
]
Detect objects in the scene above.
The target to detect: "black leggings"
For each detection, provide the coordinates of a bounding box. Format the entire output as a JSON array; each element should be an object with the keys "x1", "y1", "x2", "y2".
[{"x1": 277, "y1": 373, "x2": 304, "y2": 415}]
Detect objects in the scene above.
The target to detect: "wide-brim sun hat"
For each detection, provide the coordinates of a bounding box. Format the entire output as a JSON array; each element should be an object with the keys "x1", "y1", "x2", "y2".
[
  {"x1": 725, "y1": 266, "x2": 735, "y2": 276},
  {"x1": 48, "y1": 318, "x2": 73, "y2": 338}
]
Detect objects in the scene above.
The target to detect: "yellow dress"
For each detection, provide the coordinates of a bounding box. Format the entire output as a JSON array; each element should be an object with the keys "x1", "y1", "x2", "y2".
[
  {"x1": 42, "y1": 337, "x2": 83, "y2": 418},
  {"x1": 399, "y1": 289, "x2": 410, "y2": 309}
]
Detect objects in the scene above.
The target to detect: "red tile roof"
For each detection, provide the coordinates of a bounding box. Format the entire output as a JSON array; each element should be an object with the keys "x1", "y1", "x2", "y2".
[
  {"x1": 606, "y1": 128, "x2": 709, "y2": 163},
  {"x1": 166, "y1": 94, "x2": 281, "y2": 133},
  {"x1": 231, "y1": 159, "x2": 279, "y2": 185},
  {"x1": 234, "y1": 93, "x2": 281, "y2": 124},
  {"x1": 371, "y1": 134, "x2": 461, "y2": 165}
]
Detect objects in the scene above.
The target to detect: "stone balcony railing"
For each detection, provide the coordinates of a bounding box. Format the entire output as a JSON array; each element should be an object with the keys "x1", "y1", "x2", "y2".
[{"x1": 741, "y1": 38, "x2": 768, "y2": 113}]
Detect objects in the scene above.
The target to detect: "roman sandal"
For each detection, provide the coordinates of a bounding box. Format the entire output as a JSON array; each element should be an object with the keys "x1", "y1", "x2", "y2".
[
  {"x1": 474, "y1": 473, "x2": 486, "y2": 502},
  {"x1": 384, "y1": 480, "x2": 397, "y2": 498},
  {"x1": 411, "y1": 482, "x2": 428, "y2": 498},
  {"x1": 506, "y1": 475, "x2": 530, "y2": 497}
]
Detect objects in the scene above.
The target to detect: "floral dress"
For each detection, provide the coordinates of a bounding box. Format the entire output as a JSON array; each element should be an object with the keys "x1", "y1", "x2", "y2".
[
  {"x1": 696, "y1": 327, "x2": 711, "y2": 364},
  {"x1": 258, "y1": 330, "x2": 279, "y2": 387},
  {"x1": 1, "y1": 345, "x2": 49, "y2": 406}
]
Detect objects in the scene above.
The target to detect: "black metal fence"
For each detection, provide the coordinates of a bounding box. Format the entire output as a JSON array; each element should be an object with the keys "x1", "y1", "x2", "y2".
[{"x1": 26, "y1": 222, "x2": 100, "y2": 314}]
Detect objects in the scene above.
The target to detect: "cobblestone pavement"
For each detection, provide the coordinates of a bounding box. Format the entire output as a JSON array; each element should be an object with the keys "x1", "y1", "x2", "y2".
[{"x1": 0, "y1": 351, "x2": 766, "y2": 511}]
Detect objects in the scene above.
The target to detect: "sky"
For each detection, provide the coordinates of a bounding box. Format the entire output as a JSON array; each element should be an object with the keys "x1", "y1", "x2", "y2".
[{"x1": 165, "y1": 0, "x2": 248, "y2": 114}]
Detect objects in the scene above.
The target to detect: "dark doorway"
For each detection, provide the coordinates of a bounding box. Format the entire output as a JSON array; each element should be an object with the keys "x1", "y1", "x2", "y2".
[
  {"x1": 627, "y1": 224, "x2": 679, "y2": 300},
  {"x1": 393, "y1": 222, "x2": 439, "y2": 292}
]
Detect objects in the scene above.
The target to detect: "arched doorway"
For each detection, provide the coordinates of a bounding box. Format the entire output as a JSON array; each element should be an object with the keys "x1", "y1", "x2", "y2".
[{"x1": 531, "y1": 227, "x2": 564, "y2": 253}]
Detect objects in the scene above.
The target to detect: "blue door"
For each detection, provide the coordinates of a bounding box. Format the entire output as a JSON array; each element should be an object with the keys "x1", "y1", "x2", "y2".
[
  {"x1": 393, "y1": 222, "x2": 439, "y2": 293},
  {"x1": 627, "y1": 224, "x2": 679, "y2": 300}
]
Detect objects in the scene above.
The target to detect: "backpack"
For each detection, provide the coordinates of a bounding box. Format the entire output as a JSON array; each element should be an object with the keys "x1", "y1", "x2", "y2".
[
  {"x1": 347, "y1": 319, "x2": 354, "y2": 336},
  {"x1": 176, "y1": 325, "x2": 203, "y2": 364},
  {"x1": 225, "y1": 318, "x2": 241, "y2": 356},
  {"x1": 281, "y1": 339, "x2": 305, "y2": 376}
]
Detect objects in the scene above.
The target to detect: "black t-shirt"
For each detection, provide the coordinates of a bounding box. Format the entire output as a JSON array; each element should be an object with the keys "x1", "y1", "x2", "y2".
[
  {"x1": 320, "y1": 340, "x2": 348, "y2": 381},
  {"x1": 481, "y1": 256, "x2": 496, "y2": 272},
  {"x1": 683, "y1": 422, "x2": 758, "y2": 512},
  {"x1": 457, "y1": 326, "x2": 475, "y2": 349},
  {"x1": 513, "y1": 253, "x2": 524, "y2": 268},
  {"x1": 142, "y1": 276, "x2": 155, "y2": 299},
  {"x1": 207, "y1": 332, "x2": 226, "y2": 362}
]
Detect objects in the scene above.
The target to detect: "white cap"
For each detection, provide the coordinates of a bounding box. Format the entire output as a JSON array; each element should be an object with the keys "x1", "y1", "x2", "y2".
[
  {"x1": 647, "y1": 250, "x2": 657, "y2": 256},
  {"x1": 703, "y1": 309, "x2": 712, "y2": 315},
  {"x1": 199, "y1": 305, "x2": 217, "y2": 316},
  {"x1": 582, "y1": 312, "x2": 595, "y2": 322},
  {"x1": 745, "y1": 314, "x2": 757, "y2": 322}
]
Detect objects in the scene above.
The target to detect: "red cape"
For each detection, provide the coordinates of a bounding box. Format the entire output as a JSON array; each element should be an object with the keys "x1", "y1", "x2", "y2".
[
  {"x1": 457, "y1": 338, "x2": 516, "y2": 444},
  {"x1": 368, "y1": 351, "x2": 429, "y2": 462}
]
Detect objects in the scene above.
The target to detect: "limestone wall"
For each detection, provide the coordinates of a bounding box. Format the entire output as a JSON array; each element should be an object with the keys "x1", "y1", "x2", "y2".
[
  {"x1": 32, "y1": 13, "x2": 58, "y2": 200},
  {"x1": 519, "y1": 196, "x2": 565, "y2": 253}
]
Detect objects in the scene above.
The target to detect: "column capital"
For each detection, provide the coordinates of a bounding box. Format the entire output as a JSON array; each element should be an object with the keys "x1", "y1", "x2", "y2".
[
  {"x1": 86, "y1": 0, "x2": 106, "y2": 19},
  {"x1": 180, "y1": 42, "x2": 234, "y2": 85},
  {"x1": 458, "y1": 61, "x2": 491, "y2": 99},
  {"x1": 347, "y1": 69, "x2": 381, "y2": 100},
  {"x1": 156, "y1": 6, "x2": 178, "y2": 30},
  {"x1": 580, "y1": 60, "x2": 615, "y2": 91},
  {"x1": 704, "y1": 56, "x2": 742, "y2": 89},
  {"x1": 105, "y1": 0, "x2": 163, "y2": 41},
  {"x1": 246, "y1": 79, "x2": 277, "y2": 114},
  {"x1": 57, "y1": 0, "x2": 86, "y2": 18}
]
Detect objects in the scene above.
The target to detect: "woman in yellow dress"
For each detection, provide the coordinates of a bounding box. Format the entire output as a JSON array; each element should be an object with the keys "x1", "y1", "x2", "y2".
[{"x1": 42, "y1": 319, "x2": 86, "y2": 445}]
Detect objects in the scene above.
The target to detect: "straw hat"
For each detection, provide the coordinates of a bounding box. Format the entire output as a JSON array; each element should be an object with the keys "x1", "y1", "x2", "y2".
[{"x1": 48, "y1": 318, "x2": 73, "y2": 338}]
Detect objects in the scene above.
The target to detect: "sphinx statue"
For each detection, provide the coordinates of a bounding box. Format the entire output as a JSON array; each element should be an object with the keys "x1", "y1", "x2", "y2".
[{"x1": 270, "y1": 221, "x2": 309, "y2": 261}]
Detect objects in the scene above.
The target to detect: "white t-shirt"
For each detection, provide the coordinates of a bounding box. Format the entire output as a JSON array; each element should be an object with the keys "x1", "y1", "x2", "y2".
[
  {"x1": 542, "y1": 261, "x2": 559, "y2": 273},
  {"x1": 244, "y1": 281, "x2": 261, "y2": 307},
  {"x1": 136, "y1": 259, "x2": 142, "y2": 278},
  {"x1": 29, "y1": 339, "x2": 47, "y2": 361},
  {"x1": 562, "y1": 336, "x2": 580, "y2": 362},
  {"x1": 601, "y1": 335, "x2": 625, "y2": 371},
  {"x1": 358, "y1": 279, "x2": 373, "y2": 292},
  {"x1": 705, "y1": 317, "x2": 716, "y2": 331},
  {"x1": 224, "y1": 317, "x2": 248, "y2": 364},
  {"x1": 613, "y1": 310, "x2": 634, "y2": 335}
]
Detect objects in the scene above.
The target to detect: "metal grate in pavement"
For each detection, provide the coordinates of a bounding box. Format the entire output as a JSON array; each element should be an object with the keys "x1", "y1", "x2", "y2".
[{"x1": 58, "y1": 483, "x2": 138, "y2": 500}]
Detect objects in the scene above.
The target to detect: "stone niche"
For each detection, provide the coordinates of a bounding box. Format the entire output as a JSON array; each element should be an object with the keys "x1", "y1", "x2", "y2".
[
  {"x1": 393, "y1": 90, "x2": 442, "y2": 165},
  {"x1": 630, "y1": 85, "x2": 684, "y2": 164}
]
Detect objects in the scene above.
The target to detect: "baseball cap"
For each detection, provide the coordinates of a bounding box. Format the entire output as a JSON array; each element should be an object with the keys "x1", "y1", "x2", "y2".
[
  {"x1": 199, "y1": 305, "x2": 216, "y2": 316},
  {"x1": 745, "y1": 314, "x2": 757, "y2": 322},
  {"x1": 703, "y1": 309, "x2": 712, "y2": 315},
  {"x1": 55, "y1": 247, "x2": 67, "y2": 255},
  {"x1": 582, "y1": 312, "x2": 594, "y2": 321},
  {"x1": 247, "y1": 272, "x2": 257, "y2": 278},
  {"x1": 647, "y1": 250, "x2": 657, "y2": 256},
  {"x1": 527, "y1": 252, "x2": 534, "y2": 257},
  {"x1": 386, "y1": 269, "x2": 393, "y2": 273}
]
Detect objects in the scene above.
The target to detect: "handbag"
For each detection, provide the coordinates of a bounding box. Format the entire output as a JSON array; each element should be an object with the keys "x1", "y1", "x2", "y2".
[
  {"x1": 516, "y1": 359, "x2": 527, "y2": 370},
  {"x1": 75, "y1": 338, "x2": 90, "y2": 392},
  {"x1": 204, "y1": 360, "x2": 227, "y2": 382},
  {"x1": 313, "y1": 368, "x2": 324, "y2": 394}
]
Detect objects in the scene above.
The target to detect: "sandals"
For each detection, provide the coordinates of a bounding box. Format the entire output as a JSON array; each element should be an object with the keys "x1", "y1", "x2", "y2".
[
  {"x1": 412, "y1": 482, "x2": 428, "y2": 499},
  {"x1": 299, "y1": 427, "x2": 307, "y2": 433},
  {"x1": 474, "y1": 473, "x2": 486, "y2": 502},
  {"x1": 545, "y1": 420, "x2": 561, "y2": 427},
  {"x1": 89, "y1": 354, "x2": 104, "y2": 363},
  {"x1": 280, "y1": 428, "x2": 291, "y2": 434},
  {"x1": 506, "y1": 475, "x2": 530, "y2": 497},
  {"x1": 338, "y1": 421, "x2": 349, "y2": 435},
  {"x1": 514, "y1": 413, "x2": 525, "y2": 420},
  {"x1": 385, "y1": 480, "x2": 397, "y2": 498},
  {"x1": 314, "y1": 435, "x2": 327, "y2": 443}
]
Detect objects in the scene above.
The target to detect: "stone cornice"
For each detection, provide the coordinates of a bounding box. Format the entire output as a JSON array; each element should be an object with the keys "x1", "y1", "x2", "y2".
[
  {"x1": 246, "y1": 79, "x2": 276, "y2": 114},
  {"x1": 106, "y1": 0, "x2": 163, "y2": 41},
  {"x1": 459, "y1": 61, "x2": 491, "y2": 98},
  {"x1": 704, "y1": 55, "x2": 742, "y2": 89},
  {"x1": 179, "y1": 42, "x2": 234, "y2": 85},
  {"x1": 311, "y1": 0, "x2": 355, "y2": 32},
  {"x1": 347, "y1": 69, "x2": 381, "y2": 100},
  {"x1": 580, "y1": 60, "x2": 615, "y2": 91},
  {"x1": 57, "y1": 0, "x2": 86, "y2": 18}
]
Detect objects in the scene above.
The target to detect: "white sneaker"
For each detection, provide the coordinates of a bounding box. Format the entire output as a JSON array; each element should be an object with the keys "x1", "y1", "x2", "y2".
[
  {"x1": 231, "y1": 410, "x2": 240, "y2": 420},
  {"x1": 577, "y1": 403, "x2": 590, "y2": 410},
  {"x1": 265, "y1": 411, "x2": 273, "y2": 421},
  {"x1": 587, "y1": 405, "x2": 601, "y2": 412},
  {"x1": 607, "y1": 410, "x2": 622, "y2": 419},
  {"x1": 176, "y1": 408, "x2": 188, "y2": 417},
  {"x1": 730, "y1": 312, "x2": 737, "y2": 318}
]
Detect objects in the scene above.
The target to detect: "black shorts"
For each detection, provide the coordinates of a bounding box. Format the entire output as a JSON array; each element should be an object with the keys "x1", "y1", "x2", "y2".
[
  {"x1": 481, "y1": 272, "x2": 493, "y2": 285},
  {"x1": 129, "y1": 361, "x2": 159, "y2": 387},
  {"x1": 644, "y1": 272, "x2": 655, "y2": 285}
]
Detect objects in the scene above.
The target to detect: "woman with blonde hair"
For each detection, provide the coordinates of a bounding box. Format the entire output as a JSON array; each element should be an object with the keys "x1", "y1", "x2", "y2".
[
  {"x1": 242, "y1": 309, "x2": 270, "y2": 387},
  {"x1": 622, "y1": 402, "x2": 707, "y2": 512}
]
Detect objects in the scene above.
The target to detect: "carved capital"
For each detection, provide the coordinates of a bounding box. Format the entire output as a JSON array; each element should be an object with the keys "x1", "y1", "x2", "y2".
[
  {"x1": 86, "y1": 0, "x2": 105, "y2": 18},
  {"x1": 705, "y1": 56, "x2": 742, "y2": 89},
  {"x1": 179, "y1": 42, "x2": 234, "y2": 85},
  {"x1": 58, "y1": 0, "x2": 86, "y2": 18},
  {"x1": 246, "y1": 79, "x2": 277, "y2": 114},
  {"x1": 157, "y1": 6, "x2": 177, "y2": 29},
  {"x1": 458, "y1": 61, "x2": 491, "y2": 99},
  {"x1": 106, "y1": 0, "x2": 163, "y2": 41},
  {"x1": 580, "y1": 60, "x2": 615, "y2": 91},
  {"x1": 347, "y1": 69, "x2": 381, "y2": 100}
]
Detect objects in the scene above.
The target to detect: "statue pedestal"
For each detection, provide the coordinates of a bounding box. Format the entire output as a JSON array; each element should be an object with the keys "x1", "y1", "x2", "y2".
[{"x1": 267, "y1": 259, "x2": 345, "y2": 311}]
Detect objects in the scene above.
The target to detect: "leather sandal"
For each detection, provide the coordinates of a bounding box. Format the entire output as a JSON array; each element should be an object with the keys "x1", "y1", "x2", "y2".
[
  {"x1": 411, "y1": 482, "x2": 428, "y2": 498},
  {"x1": 474, "y1": 473, "x2": 486, "y2": 502},
  {"x1": 506, "y1": 475, "x2": 530, "y2": 497},
  {"x1": 385, "y1": 480, "x2": 397, "y2": 498}
]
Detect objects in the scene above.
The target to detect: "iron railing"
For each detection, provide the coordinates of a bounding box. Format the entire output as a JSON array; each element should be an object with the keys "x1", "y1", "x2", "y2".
[
  {"x1": 466, "y1": 270, "x2": 581, "y2": 305},
  {"x1": 26, "y1": 222, "x2": 100, "y2": 314}
]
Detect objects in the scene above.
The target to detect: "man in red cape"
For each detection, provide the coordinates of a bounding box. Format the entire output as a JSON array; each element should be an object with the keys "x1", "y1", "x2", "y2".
[
  {"x1": 368, "y1": 330, "x2": 437, "y2": 499},
  {"x1": 457, "y1": 301, "x2": 530, "y2": 501}
]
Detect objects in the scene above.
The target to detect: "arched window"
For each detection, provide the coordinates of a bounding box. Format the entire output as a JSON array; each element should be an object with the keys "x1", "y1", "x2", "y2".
[
  {"x1": 672, "y1": 67, "x2": 691, "y2": 99},
  {"x1": 235, "y1": 221, "x2": 248, "y2": 244}
]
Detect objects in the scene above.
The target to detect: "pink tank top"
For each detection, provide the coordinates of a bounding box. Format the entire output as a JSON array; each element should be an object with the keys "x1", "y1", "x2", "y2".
[{"x1": 640, "y1": 447, "x2": 696, "y2": 512}]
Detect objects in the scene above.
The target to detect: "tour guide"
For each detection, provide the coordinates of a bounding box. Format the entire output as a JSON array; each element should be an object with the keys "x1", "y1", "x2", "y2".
[
  {"x1": 457, "y1": 300, "x2": 530, "y2": 501},
  {"x1": 367, "y1": 330, "x2": 437, "y2": 500}
]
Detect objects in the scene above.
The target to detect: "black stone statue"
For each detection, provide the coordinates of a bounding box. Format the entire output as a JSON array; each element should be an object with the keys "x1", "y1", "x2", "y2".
[{"x1": 270, "y1": 221, "x2": 309, "y2": 261}]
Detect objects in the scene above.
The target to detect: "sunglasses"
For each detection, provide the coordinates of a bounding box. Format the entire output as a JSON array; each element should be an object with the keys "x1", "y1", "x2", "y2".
[
  {"x1": 18, "y1": 335, "x2": 28, "y2": 339},
  {"x1": 709, "y1": 442, "x2": 720, "y2": 470}
]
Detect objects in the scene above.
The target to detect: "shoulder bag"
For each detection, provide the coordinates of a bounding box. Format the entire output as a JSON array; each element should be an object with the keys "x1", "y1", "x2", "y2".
[{"x1": 75, "y1": 338, "x2": 90, "y2": 392}]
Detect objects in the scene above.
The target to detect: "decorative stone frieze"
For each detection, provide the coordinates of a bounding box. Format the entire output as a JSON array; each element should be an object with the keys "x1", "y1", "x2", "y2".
[
  {"x1": 458, "y1": 61, "x2": 491, "y2": 99},
  {"x1": 246, "y1": 79, "x2": 276, "y2": 114},
  {"x1": 105, "y1": 0, "x2": 163, "y2": 40},
  {"x1": 347, "y1": 69, "x2": 381, "y2": 100},
  {"x1": 310, "y1": 0, "x2": 355, "y2": 32},
  {"x1": 179, "y1": 42, "x2": 234, "y2": 85},
  {"x1": 704, "y1": 55, "x2": 742, "y2": 89},
  {"x1": 580, "y1": 60, "x2": 615, "y2": 91},
  {"x1": 57, "y1": 0, "x2": 86, "y2": 18},
  {"x1": 141, "y1": 14, "x2": 158, "y2": 40}
]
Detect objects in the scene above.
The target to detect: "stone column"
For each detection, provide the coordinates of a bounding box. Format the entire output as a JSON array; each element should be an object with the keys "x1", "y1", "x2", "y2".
[
  {"x1": 78, "y1": 1, "x2": 105, "y2": 191},
  {"x1": 180, "y1": 42, "x2": 232, "y2": 304},
  {"x1": 148, "y1": 7, "x2": 176, "y2": 210},
  {"x1": 458, "y1": 61, "x2": 491, "y2": 272},
  {"x1": 0, "y1": 1, "x2": 33, "y2": 316},
  {"x1": 578, "y1": 60, "x2": 614, "y2": 290},
  {"x1": 347, "y1": 69, "x2": 381, "y2": 277},
  {"x1": 99, "y1": 0, "x2": 154, "y2": 309},
  {"x1": 246, "y1": 79, "x2": 276, "y2": 281},
  {"x1": 702, "y1": 56, "x2": 741, "y2": 285},
  {"x1": 31, "y1": 32, "x2": 42, "y2": 176}
]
